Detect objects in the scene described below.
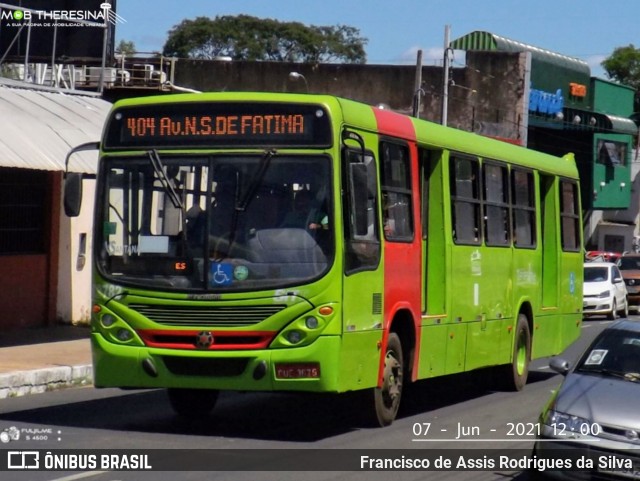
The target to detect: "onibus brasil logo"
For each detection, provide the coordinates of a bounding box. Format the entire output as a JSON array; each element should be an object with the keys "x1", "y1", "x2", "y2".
[{"x1": 2, "y1": 3, "x2": 126, "y2": 25}]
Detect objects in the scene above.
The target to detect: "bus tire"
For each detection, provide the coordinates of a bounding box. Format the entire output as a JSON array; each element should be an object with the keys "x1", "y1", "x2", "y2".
[
  {"x1": 503, "y1": 314, "x2": 531, "y2": 391},
  {"x1": 373, "y1": 332, "x2": 404, "y2": 426},
  {"x1": 167, "y1": 388, "x2": 219, "y2": 418}
]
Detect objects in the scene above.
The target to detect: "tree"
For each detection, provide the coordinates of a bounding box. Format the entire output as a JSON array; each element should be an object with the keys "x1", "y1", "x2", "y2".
[
  {"x1": 115, "y1": 39, "x2": 136, "y2": 56},
  {"x1": 601, "y1": 45, "x2": 640, "y2": 110},
  {"x1": 162, "y1": 15, "x2": 367, "y2": 63}
]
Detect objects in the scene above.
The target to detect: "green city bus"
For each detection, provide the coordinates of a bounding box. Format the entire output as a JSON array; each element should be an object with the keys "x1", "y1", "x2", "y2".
[{"x1": 64, "y1": 92, "x2": 583, "y2": 426}]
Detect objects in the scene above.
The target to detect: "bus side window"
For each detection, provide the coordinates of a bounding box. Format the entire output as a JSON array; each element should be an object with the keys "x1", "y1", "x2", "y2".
[
  {"x1": 483, "y1": 162, "x2": 510, "y2": 246},
  {"x1": 560, "y1": 180, "x2": 581, "y2": 251},
  {"x1": 450, "y1": 156, "x2": 481, "y2": 244},
  {"x1": 380, "y1": 141, "x2": 413, "y2": 241},
  {"x1": 343, "y1": 148, "x2": 380, "y2": 273},
  {"x1": 512, "y1": 169, "x2": 536, "y2": 248}
]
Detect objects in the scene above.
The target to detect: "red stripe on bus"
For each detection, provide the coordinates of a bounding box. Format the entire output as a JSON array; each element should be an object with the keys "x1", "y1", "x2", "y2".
[
  {"x1": 372, "y1": 107, "x2": 416, "y2": 140},
  {"x1": 137, "y1": 329, "x2": 276, "y2": 350}
]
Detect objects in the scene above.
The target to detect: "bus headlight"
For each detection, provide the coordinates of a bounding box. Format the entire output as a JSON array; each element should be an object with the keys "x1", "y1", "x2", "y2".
[
  {"x1": 305, "y1": 316, "x2": 319, "y2": 329},
  {"x1": 270, "y1": 304, "x2": 337, "y2": 348},
  {"x1": 92, "y1": 306, "x2": 143, "y2": 346},
  {"x1": 116, "y1": 328, "x2": 134, "y2": 342},
  {"x1": 286, "y1": 330, "x2": 304, "y2": 344}
]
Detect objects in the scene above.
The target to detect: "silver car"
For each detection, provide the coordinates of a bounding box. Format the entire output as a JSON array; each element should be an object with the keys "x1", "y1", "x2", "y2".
[{"x1": 535, "y1": 320, "x2": 640, "y2": 480}]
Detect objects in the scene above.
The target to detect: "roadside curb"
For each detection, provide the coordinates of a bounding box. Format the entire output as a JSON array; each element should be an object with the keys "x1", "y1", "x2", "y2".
[{"x1": 0, "y1": 365, "x2": 93, "y2": 399}]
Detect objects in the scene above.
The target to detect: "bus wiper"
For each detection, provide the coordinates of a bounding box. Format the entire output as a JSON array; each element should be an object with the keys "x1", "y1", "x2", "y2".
[
  {"x1": 236, "y1": 149, "x2": 276, "y2": 212},
  {"x1": 224, "y1": 149, "x2": 276, "y2": 254},
  {"x1": 148, "y1": 149, "x2": 184, "y2": 211}
]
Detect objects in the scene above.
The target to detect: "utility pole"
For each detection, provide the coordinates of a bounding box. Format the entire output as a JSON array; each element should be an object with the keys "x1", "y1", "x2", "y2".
[
  {"x1": 441, "y1": 25, "x2": 451, "y2": 126},
  {"x1": 412, "y1": 49, "x2": 423, "y2": 118}
]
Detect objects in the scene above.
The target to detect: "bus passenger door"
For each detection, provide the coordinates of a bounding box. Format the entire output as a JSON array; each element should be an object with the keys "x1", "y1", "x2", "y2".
[
  {"x1": 417, "y1": 149, "x2": 452, "y2": 379},
  {"x1": 537, "y1": 174, "x2": 560, "y2": 357},
  {"x1": 379, "y1": 140, "x2": 422, "y2": 378},
  {"x1": 541, "y1": 174, "x2": 558, "y2": 309},
  {"x1": 339, "y1": 143, "x2": 385, "y2": 391}
]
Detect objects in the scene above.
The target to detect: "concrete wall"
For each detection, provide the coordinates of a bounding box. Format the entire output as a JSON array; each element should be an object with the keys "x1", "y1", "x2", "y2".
[
  {"x1": 170, "y1": 51, "x2": 527, "y2": 143},
  {"x1": 56, "y1": 179, "x2": 95, "y2": 325}
]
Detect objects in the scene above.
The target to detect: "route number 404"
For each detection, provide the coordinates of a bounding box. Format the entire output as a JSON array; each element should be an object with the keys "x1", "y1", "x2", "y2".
[{"x1": 412, "y1": 423, "x2": 432, "y2": 436}]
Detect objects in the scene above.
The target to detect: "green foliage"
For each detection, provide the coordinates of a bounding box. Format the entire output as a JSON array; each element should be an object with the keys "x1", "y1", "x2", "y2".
[
  {"x1": 602, "y1": 44, "x2": 640, "y2": 110},
  {"x1": 163, "y1": 15, "x2": 367, "y2": 63},
  {"x1": 602, "y1": 45, "x2": 640, "y2": 89},
  {"x1": 115, "y1": 39, "x2": 137, "y2": 56}
]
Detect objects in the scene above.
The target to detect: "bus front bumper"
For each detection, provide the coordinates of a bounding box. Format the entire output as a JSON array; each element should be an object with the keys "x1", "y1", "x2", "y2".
[{"x1": 91, "y1": 332, "x2": 342, "y2": 393}]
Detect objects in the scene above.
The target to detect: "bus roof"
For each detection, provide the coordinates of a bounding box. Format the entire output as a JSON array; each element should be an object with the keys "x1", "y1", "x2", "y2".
[
  {"x1": 110, "y1": 91, "x2": 578, "y2": 179},
  {"x1": 335, "y1": 96, "x2": 579, "y2": 180}
]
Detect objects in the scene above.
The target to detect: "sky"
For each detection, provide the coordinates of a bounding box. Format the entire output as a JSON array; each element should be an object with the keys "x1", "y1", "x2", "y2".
[{"x1": 114, "y1": 0, "x2": 639, "y2": 79}]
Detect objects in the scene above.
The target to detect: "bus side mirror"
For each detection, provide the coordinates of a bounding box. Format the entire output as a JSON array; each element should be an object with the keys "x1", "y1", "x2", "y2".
[
  {"x1": 64, "y1": 172, "x2": 83, "y2": 217},
  {"x1": 63, "y1": 141, "x2": 99, "y2": 217},
  {"x1": 349, "y1": 163, "x2": 369, "y2": 235}
]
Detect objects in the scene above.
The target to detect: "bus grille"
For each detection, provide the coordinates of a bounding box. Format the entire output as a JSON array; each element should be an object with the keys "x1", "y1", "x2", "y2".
[
  {"x1": 161, "y1": 356, "x2": 250, "y2": 377},
  {"x1": 128, "y1": 304, "x2": 286, "y2": 327}
]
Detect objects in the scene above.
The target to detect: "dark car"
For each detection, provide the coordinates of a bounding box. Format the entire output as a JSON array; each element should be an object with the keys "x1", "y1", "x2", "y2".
[
  {"x1": 534, "y1": 320, "x2": 640, "y2": 479},
  {"x1": 618, "y1": 254, "x2": 640, "y2": 312}
]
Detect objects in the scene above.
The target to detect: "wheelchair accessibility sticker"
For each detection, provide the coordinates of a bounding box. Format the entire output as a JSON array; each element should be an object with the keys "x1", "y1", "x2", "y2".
[{"x1": 210, "y1": 263, "x2": 233, "y2": 286}]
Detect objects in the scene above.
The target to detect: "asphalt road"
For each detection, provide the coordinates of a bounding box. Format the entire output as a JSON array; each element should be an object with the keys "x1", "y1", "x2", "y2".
[{"x1": 0, "y1": 317, "x2": 622, "y2": 481}]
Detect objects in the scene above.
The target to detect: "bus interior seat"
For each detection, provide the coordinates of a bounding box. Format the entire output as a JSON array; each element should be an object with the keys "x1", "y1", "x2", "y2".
[{"x1": 246, "y1": 228, "x2": 327, "y2": 265}]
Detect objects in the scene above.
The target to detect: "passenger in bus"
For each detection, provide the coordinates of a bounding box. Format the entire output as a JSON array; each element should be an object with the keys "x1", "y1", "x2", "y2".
[
  {"x1": 382, "y1": 195, "x2": 397, "y2": 237},
  {"x1": 281, "y1": 190, "x2": 328, "y2": 230}
]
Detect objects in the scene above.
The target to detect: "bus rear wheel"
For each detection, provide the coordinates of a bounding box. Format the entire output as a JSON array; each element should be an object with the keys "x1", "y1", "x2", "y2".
[
  {"x1": 503, "y1": 314, "x2": 531, "y2": 391},
  {"x1": 167, "y1": 388, "x2": 219, "y2": 418},
  {"x1": 373, "y1": 332, "x2": 404, "y2": 426}
]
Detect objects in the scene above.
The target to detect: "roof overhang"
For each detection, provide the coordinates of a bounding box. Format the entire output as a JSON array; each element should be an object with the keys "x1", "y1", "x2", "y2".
[
  {"x1": 0, "y1": 82, "x2": 110, "y2": 174},
  {"x1": 603, "y1": 114, "x2": 638, "y2": 136},
  {"x1": 450, "y1": 31, "x2": 590, "y2": 76}
]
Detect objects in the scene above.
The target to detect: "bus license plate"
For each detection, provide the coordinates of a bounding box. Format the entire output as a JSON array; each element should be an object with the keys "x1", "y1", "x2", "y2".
[{"x1": 275, "y1": 363, "x2": 320, "y2": 379}]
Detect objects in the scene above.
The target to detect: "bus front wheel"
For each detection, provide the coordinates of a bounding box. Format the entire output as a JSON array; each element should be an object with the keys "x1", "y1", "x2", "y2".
[
  {"x1": 373, "y1": 332, "x2": 404, "y2": 426},
  {"x1": 167, "y1": 388, "x2": 219, "y2": 418},
  {"x1": 503, "y1": 314, "x2": 531, "y2": 391}
]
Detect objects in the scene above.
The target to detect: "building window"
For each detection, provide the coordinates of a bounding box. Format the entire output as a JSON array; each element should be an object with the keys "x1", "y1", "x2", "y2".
[
  {"x1": 0, "y1": 168, "x2": 47, "y2": 254},
  {"x1": 597, "y1": 139, "x2": 626, "y2": 167}
]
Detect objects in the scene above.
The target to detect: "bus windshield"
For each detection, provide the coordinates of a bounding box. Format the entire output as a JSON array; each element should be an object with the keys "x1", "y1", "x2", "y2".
[{"x1": 97, "y1": 152, "x2": 334, "y2": 291}]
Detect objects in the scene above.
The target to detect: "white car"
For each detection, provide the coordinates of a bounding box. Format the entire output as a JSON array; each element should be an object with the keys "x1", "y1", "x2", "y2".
[{"x1": 583, "y1": 262, "x2": 628, "y2": 319}]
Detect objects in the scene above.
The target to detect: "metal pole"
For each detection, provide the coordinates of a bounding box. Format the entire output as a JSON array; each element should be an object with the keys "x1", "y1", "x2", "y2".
[
  {"x1": 441, "y1": 25, "x2": 451, "y2": 126},
  {"x1": 50, "y1": 23, "x2": 58, "y2": 87},
  {"x1": 24, "y1": 21, "x2": 31, "y2": 83},
  {"x1": 99, "y1": 8, "x2": 110, "y2": 94}
]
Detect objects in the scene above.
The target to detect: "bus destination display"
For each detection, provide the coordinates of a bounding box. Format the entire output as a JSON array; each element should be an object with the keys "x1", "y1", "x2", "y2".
[{"x1": 104, "y1": 102, "x2": 332, "y2": 149}]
